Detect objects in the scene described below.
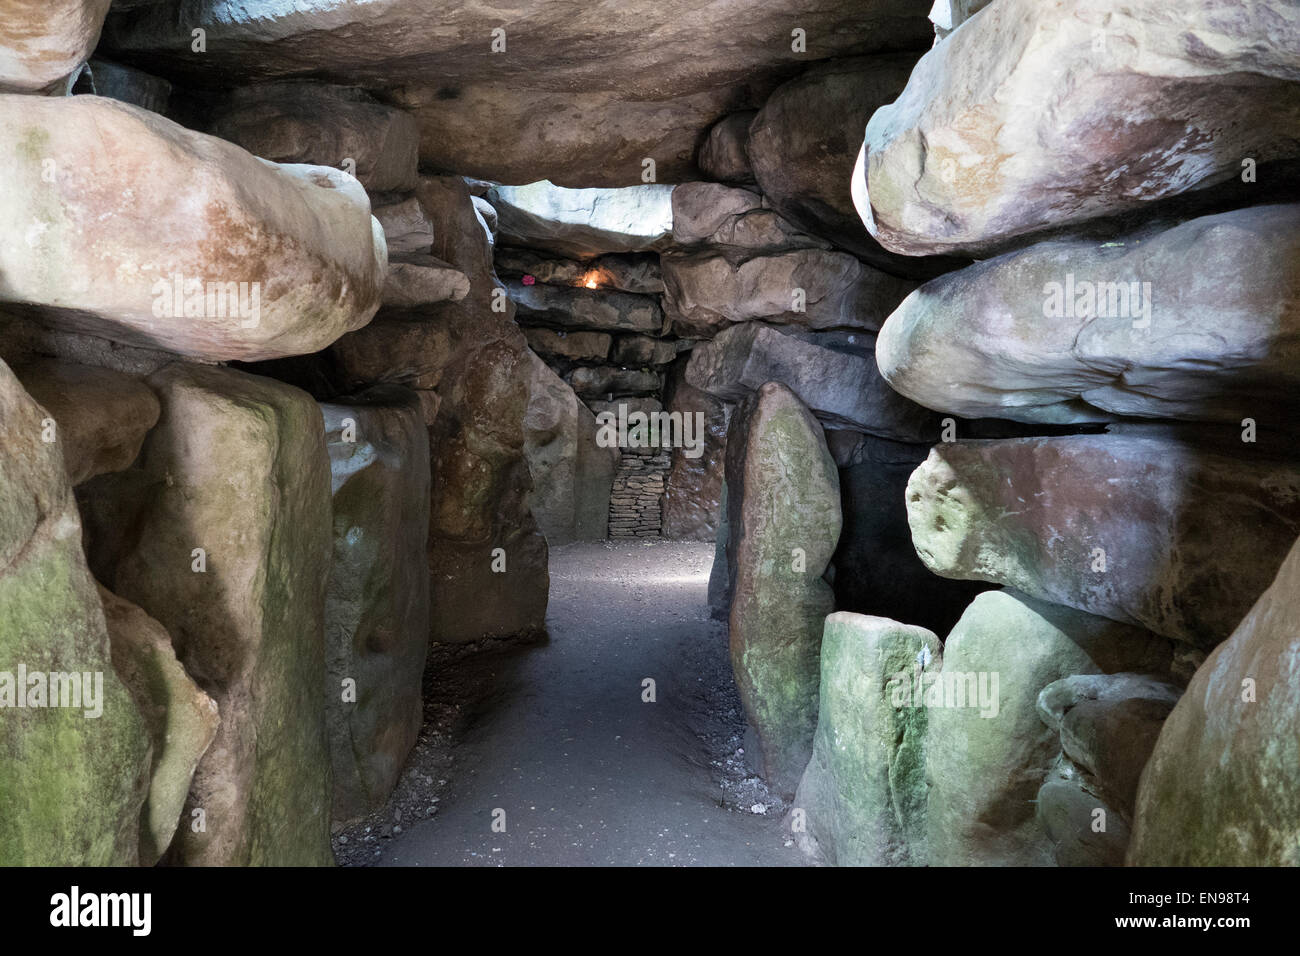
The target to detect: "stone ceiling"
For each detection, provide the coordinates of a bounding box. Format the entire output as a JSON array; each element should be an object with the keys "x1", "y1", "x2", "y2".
[{"x1": 100, "y1": 0, "x2": 933, "y2": 185}]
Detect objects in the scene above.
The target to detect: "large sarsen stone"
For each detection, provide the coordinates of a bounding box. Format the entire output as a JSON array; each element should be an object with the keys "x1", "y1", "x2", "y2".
[
  {"x1": 857, "y1": 0, "x2": 1300, "y2": 256},
  {"x1": 0, "y1": 95, "x2": 385, "y2": 362},
  {"x1": 906, "y1": 432, "x2": 1300, "y2": 651},
  {"x1": 726, "y1": 383, "x2": 841, "y2": 798}
]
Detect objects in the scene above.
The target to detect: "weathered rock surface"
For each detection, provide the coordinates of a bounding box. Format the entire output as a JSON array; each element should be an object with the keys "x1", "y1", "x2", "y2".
[
  {"x1": 1037, "y1": 667, "x2": 1182, "y2": 868},
  {"x1": 1060, "y1": 693, "x2": 1178, "y2": 817},
  {"x1": 1037, "y1": 673, "x2": 1183, "y2": 735},
  {"x1": 877, "y1": 204, "x2": 1300, "y2": 426},
  {"x1": 663, "y1": 247, "x2": 915, "y2": 338},
  {"x1": 568, "y1": 366, "x2": 660, "y2": 399},
  {"x1": 524, "y1": 328, "x2": 612, "y2": 365},
  {"x1": 726, "y1": 383, "x2": 841, "y2": 797},
  {"x1": 99, "y1": 584, "x2": 219, "y2": 866},
  {"x1": 698, "y1": 111, "x2": 757, "y2": 184},
  {"x1": 793, "y1": 613, "x2": 940, "y2": 866},
  {"x1": 611, "y1": 335, "x2": 677, "y2": 368},
  {"x1": 87, "y1": 363, "x2": 335, "y2": 866},
  {"x1": 489, "y1": 181, "x2": 675, "y2": 258},
  {"x1": 672, "y1": 182, "x2": 865, "y2": 258},
  {"x1": 333, "y1": 315, "x2": 455, "y2": 391},
  {"x1": 747, "y1": 55, "x2": 918, "y2": 266},
  {"x1": 510, "y1": 281, "x2": 663, "y2": 335},
  {"x1": 382, "y1": 254, "x2": 471, "y2": 309},
  {"x1": 333, "y1": 176, "x2": 496, "y2": 384},
  {"x1": 407, "y1": 85, "x2": 742, "y2": 187},
  {"x1": 0, "y1": 310, "x2": 180, "y2": 377},
  {"x1": 0, "y1": 358, "x2": 150, "y2": 866},
  {"x1": 858, "y1": 0, "x2": 1300, "y2": 256},
  {"x1": 661, "y1": 363, "x2": 728, "y2": 542},
  {"x1": 417, "y1": 175, "x2": 506, "y2": 296},
  {"x1": 429, "y1": 337, "x2": 550, "y2": 642},
  {"x1": 496, "y1": 248, "x2": 664, "y2": 295},
  {"x1": 320, "y1": 388, "x2": 430, "y2": 822},
  {"x1": 374, "y1": 197, "x2": 435, "y2": 255},
  {"x1": 687, "y1": 323, "x2": 940, "y2": 439},
  {"x1": 906, "y1": 432, "x2": 1300, "y2": 651},
  {"x1": 524, "y1": 354, "x2": 618, "y2": 544},
  {"x1": 103, "y1": 0, "x2": 931, "y2": 186},
  {"x1": 1129, "y1": 535, "x2": 1300, "y2": 865},
  {"x1": 0, "y1": 0, "x2": 111, "y2": 92},
  {"x1": 1037, "y1": 756, "x2": 1130, "y2": 867},
  {"x1": 208, "y1": 82, "x2": 419, "y2": 192},
  {"x1": 12, "y1": 360, "x2": 159, "y2": 486},
  {"x1": 84, "y1": 57, "x2": 171, "y2": 113},
  {"x1": 0, "y1": 94, "x2": 386, "y2": 362},
  {"x1": 331, "y1": 176, "x2": 554, "y2": 643},
  {"x1": 925, "y1": 590, "x2": 1172, "y2": 866},
  {"x1": 830, "y1": 434, "x2": 989, "y2": 636},
  {"x1": 407, "y1": 177, "x2": 550, "y2": 642},
  {"x1": 672, "y1": 184, "x2": 772, "y2": 246}
]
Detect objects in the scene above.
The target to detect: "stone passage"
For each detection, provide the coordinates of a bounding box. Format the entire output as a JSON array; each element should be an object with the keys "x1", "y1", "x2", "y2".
[
  {"x1": 4, "y1": 0, "x2": 1300, "y2": 881},
  {"x1": 608, "y1": 447, "x2": 670, "y2": 537}
]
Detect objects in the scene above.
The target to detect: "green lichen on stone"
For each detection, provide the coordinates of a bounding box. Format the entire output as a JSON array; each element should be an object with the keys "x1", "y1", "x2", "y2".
[
  {"x1": 0, "y1": 510, "x2": 149, "y2": 866},
  {"x1": 98, "y1": 364, "x2": 335, "y2": 866},
  {"x1": 728, "y1": 384, "x2": 841, "y2": 796},
  {"x1": 793, "y1": 613, "x2": 940, "y2": 866}
]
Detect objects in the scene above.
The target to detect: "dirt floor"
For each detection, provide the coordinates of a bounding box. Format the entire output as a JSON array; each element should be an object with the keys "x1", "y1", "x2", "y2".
[{"x1": 333, "y1": 539, "x2": 805, "y2": 867}]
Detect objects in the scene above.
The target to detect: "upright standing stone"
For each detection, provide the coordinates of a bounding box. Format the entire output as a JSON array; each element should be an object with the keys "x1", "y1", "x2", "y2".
[
  {"x1": 726, "y1": 382, "x2": 841, "y2": 797},
  {"x1": 707, "y1": 481, "x2": 731, "y2": 621},
  {"x1": 91, "y1": 363, "x2": 335, "y2": 866},
  {"x1": 523, "y1": 353, "x2": 618, "y2": 544},
  {"x1": 793, "y1": 613, "x2": 941, "y2": 866},
  {"x1": 429, "y1": 337, "x2": 550, "y2": 642},
  {"x1": 415, "y1": 176, "x2": 550, "y2": 642},
  {"x1": 0, "y1": 359, "x2": 150, "y2": 866},
  {"x1": 924, "y1": 590, "x2": 1171, "y2": 866},
  {"x1": 1129, "y1": 535, "x2": 1300, "y2": 866},
  {"x1": 321, "y1": 387, "x2": 431, "y2": 822},
  {"x1": 698, "y1": 111, "x2": 757, "y2": 184}
]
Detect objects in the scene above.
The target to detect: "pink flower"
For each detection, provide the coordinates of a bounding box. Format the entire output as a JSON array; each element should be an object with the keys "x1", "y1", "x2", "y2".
[{"x1": 522, "y1": 275, "x2": 536, "y2": 285}]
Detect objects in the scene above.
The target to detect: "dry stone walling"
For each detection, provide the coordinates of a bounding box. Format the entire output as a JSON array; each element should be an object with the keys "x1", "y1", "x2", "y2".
[
  {"x1": 491, "y1": 181, "x2": 676, "y2": 540},
  {"x1": 1, "y1": 0, "x2": 1298, "y2": 869}
]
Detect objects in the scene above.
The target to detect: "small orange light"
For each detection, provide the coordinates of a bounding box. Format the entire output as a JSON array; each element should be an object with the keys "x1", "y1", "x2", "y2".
[{"x1": 584, "y1": 278, "x2": 598, "y2": 289}]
